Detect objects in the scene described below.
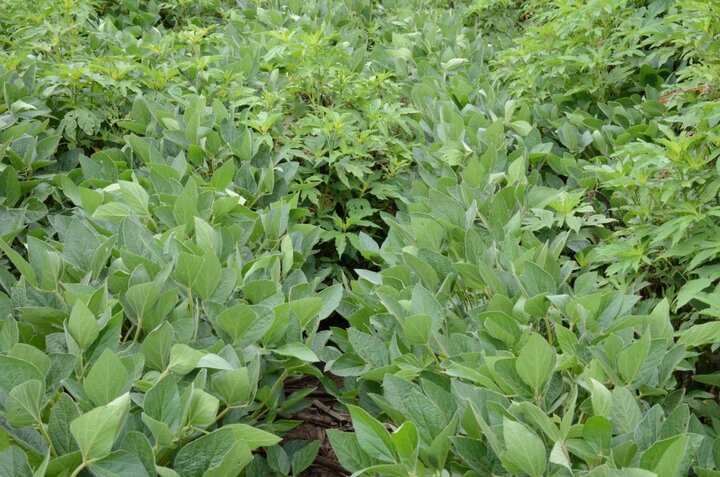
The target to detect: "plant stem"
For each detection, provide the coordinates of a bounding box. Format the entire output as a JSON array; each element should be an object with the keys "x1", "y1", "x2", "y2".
[
  {"x1": 36, "y1": 422, "x2": 57, "y2": 458},
  {"x1": 133, "y1": 319, "x2": 143, "y2": 342},
  {"x1": 69, "y1": 461, "x2": 87, "y2": 477},
  {"x1": 250, "y1": 369, "x2": 288, "y2": 421},
  {"x1": 77, "y1": 353, "x2": 85, "y2": 384},
  {"x1": 215, "y1": 404, "x2": 234, "y2": 424},
  {"x1": 122, "y1": 324, "x2": 135, "y2": 343},
  {"x1": 544, "y1": 315, "x2": 554, "y2": 345},
  {"x1": 188, "y1": 288, "x2": 197, "y2": 340}
]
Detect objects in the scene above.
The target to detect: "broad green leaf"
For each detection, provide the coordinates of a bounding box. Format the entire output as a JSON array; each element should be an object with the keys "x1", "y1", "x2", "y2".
[
  {"x1": 6, "y1": 380, "x2": 44, "y2": 427},
  {"x1": 317, "y1": 284, "x2": 343, "y2": 321},
  {"x1": 48, "y1": 393, "x2": 81, "y2": 455},
  {"x1": 141, "y1": 415, "x2": 174, "y2": 449},
  {"x1": 589, "y1": 378, "x2": 612, "y2": 417},
  {"x1": 549, "y1": 441, "x2": 571, "y2": 470},
  {"x1": 66, "y1": 300, "x2": 99, "y2": 350},
  {"x1": 583, "y1": 416, "x2": 612, "y2": 454},
  {"x1": 390, "y1": 421, "x2": 419, "y2": 465},
  {"x1": 89, "y1": 450, "x2": 151, "y2": 477},
  {"x1": 482, "y1": 311, "x2": 521, "y2": 346},
  {"x1": 288, "y1": 297, "x2": 323, "y2": 327},
  {"x1": 403, "y1": 314, "x2": 432, "y2": 344},
  {"x1": 181, "y1": 387, "x2": 217, "y2": 429},
  {"x1": 348, "y1": 328, "x2": 388, "y2": 367},
  {"x1": 119, "y1": 432, "x2": 155, "y2": 477},
  {"x1": 383, "y1": 374, "x2": 448, "y2": 445},
  {"x1": 635, "y1": 405, "x2": 664, "y2": 451},
  {"x1": 143, "y1": 375, "x2": 182, "y2": 430},
  {"x1": 0, "y1": 355, "x2": 45, "y2": 393},
  {"x1": 611, "y1": 386, "x2": 642, "y2": 435},
  {"x1": 196, "y1": 354, "x2": 233, "y2": 370},
  {"x1": 348, "y1": 463, "x2": 409, "y2": 477},
  {"x1": 62, "y1": 218, "x2": 102, "y2": 271},
  {"x1": 0, "y1": 313, "x2": 19, "y2": 353},
  {"x1": 639, "y1": 435, "x2": 690, "y2": 477},
  {"x1": 123, "y1": 282, "x2": 160, "y2": 333},
  {"x1": 226, "y1": 424, "x2": 281, "y2": 450},
  {"x1": 347, "y1": 404, "x2": 395, "y2": 463},
  {"x1": 84, "y1": 349, "x2": 129, "y2": 405},
  {"x1": 217, "y1": 304, "x2": 257, "y2": 344},
  {"x1": 242, "y1": 280, "x2": 278, "y2": 304},
  {"x1": 428, "y1": 415, "x2": 458, "y2": 470},
  {"x1": 678, "y1": 322, "x2": 720, "y2": 348},
  {"x1": 0, "y1": 445, "x2": 33, "y2": 477},
  {"x1": 70, "y1": 394, "x2": 131, "y2": 460},
  {"x1": 502, "y1": 418, "x2": 547, "y2": 477},
  {"x1": 210, "y1": 160, "x2": 236, "y2": 190},
  {"x1": 0, "y1": 237, "x2": 37, "y2": 286},
  {"x1": 33, "y1": 452, "x2": 50, "y2": 477},
  {"x1": 193, "y1": 250, "x2": 222, "y2": 300},
  {"x1": 617, "y1": 333, "x2": 651, "y2": 384},
  {"x1": 194, "y1": 217, "x2": 222, "y2": 256},
  {"x1": 411, "y1": 285, "x2": 443, "y2": 325},
  {"x1": 521, "y1": 262, "x2": 557, "y2": 296},
  {"x1": 212, "y1": 368, "x2": 251, "y2": 405},
  {"x1": 174, "y1": 253, "x2": 204, "y2": 290},
  {"x1": 648, "y1": 298, "x2": 673, "y2": 340},
  {"x1": 454, "y1": 262, "x2": 507, "y2": 295},
  {"x1": 516, "y1": 401, "x2": 561, "y2": 441},
  {"x1": 327, "y1": 430, "x2": 376, "y2": 472},
  {"x1": 156, "y1": 467, "x2": 180, "y2": 477},
  {"x1": 8, "y1": 343, "x2": 50, "y2": 377},
  {"x1": 168, "y1": 344, "x2": 204, "y2": 375},
  {"x1": 676, "y1": 278, "x2": 712, "y2": 310},
  {"x1": 274, "y1": 343, "x2": 319, "y2": 362},
  {"x1": 291, "y1": 440, "x2": 321, "y2": 476},
  {"x1": 118, "y1": 180, "x2": 149, "y2": 215},
  {"x1": 173, "y1": 428, "x2": 252, "y2": 477},
  {"x1": 267, "y1": 444, "x2": 290, "y2": 475},
  {"x1": 516, "y1": 333, "x2": 555, "y2": 394},
  {"x1": 0, "y1": 166, "x2": 21, "y2": 207},
  {"x1": 45, "y1": 451, "x2": 83, "y2": 477},
  {"x1": 141, "y1": 322, "x2": 174, "y2": 371}
]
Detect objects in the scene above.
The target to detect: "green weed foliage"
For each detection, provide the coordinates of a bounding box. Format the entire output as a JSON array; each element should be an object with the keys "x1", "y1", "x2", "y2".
[{"x1": 0, "y1": 0, "x2": 718, "y2": 475}]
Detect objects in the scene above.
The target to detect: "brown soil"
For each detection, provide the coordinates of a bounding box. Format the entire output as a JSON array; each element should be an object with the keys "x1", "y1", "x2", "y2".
[{"x1": 282, "y1": 376, "x2": 352, "y2": 477}]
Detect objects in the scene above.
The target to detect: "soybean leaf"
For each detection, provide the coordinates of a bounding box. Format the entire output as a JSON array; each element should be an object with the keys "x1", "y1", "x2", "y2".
[
  {"x1": 639, "y1": 435, "x2": 691, "y2": 477},
  {"x1": 66, "y1": 300, "x2": 99, "y2": 350},
  {"x1": 0, "y1": 355, "x2": 45, "y2": 393},
  {"x1": 502, "y1": 418, "x2": 547, "y2": 477},
  {"x1": 84, "y1": 349, "x2": 129, "y2": 406},
  {"x1": 6, "y1": 380, "x2": 45, "y2": 428},
  {"x1": 173, "y1": 428, "x2": 252, "y2": 477},
  {"x1": 48, "y1": 393, "x2": 81, "y2": 456},
  {"x1": 212, "y1": 368, "x2": 251, "y2": 405},
  {"x1": 402, "y1": 314, "x2": 433, "y2": 345},
  {"x1": 327, "y1": 430, "x2": 377, "y2": 472},
  {"x1": 89, "y1": 450, "x2": 151, "y2": 477},
  {"x1": 291, "y1": 440, "x2": 321, "y2": 476},
  {"x1": 516, "y1": 333, "x2": 555, "y2": 394},
  {"x1": 0, "y1": 445, "x2": 33, "y2": 477},
  {"x1": 70, "y1": 394, "x2": 131, "y2": 461},
  {"x1": 141, "y1": 322, "x2": 174, "y2": 371},
  {"x1": 274, "y1": 343, "x2": 319, "y2": 362},
  {"x1": 347, "y1": 405, "x2": 395, "y2": 463},
  {"x1": 227, "y1": 424, "x2": 281, "y2": 450}
]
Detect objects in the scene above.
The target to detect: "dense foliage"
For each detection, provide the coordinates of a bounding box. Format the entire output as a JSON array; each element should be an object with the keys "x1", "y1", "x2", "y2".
[{"x1": 0, "y1": 0, "x2": 718, "y2": 475}]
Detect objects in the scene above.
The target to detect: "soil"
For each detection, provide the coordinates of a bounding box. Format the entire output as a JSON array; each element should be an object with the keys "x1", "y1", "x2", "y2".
[{"x1": 282, "y1": 376, "x2": 352, "y2": 476}]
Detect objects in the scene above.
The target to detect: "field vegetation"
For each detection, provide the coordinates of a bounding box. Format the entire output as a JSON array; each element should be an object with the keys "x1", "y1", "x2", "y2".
[{"x1": 0, "y1": 0, "x2": 719, "y2": 475}]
